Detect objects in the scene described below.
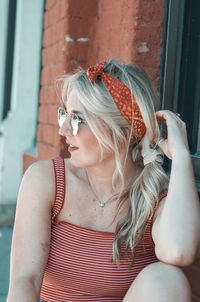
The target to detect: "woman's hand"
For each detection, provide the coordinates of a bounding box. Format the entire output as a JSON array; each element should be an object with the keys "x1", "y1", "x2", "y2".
[{"x1": 154, "y1": 110, "x2": 190, "y2": 160}]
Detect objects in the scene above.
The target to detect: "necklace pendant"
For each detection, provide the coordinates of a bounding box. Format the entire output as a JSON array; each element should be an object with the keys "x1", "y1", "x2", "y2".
[{"x1": 99, "y1": 202, "x2": 105, "y2": 207}]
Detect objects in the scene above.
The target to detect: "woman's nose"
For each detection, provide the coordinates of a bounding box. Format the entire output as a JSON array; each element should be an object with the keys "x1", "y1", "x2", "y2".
[{"x1": 58, "y1": 119, "x2": 73, "y2": 137}]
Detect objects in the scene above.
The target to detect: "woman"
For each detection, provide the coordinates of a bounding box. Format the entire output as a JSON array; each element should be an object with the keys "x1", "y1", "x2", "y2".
[{"x1": 7, "y1": 59, "x2": 200, "y2": 302}]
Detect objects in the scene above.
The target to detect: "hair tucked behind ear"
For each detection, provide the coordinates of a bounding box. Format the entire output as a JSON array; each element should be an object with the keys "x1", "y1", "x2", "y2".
[{"x1": 57, "y1": 58, "x2": 169, "y2": 266}]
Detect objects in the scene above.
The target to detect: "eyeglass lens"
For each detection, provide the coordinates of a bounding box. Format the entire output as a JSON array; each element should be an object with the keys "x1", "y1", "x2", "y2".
[{"x1": 58, "y1": 107, "x2": 79, "y2": 135}]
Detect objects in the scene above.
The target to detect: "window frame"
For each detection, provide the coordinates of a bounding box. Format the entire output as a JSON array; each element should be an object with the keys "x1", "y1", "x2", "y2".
[{"x1": 159, "y1": 0, "x2": 200, "y2": 193}]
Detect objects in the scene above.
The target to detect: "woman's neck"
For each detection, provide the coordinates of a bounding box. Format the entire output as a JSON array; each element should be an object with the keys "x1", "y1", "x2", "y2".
[{"x1": 84, "y1": 153, "x2": 141, "y2": 202}]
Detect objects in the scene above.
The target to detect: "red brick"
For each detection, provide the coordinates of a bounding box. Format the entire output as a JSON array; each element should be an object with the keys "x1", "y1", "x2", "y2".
[
  {"x1": 41, "y1": 62, "x2": 67, "y2": 86},
  {"x1": 45, "y1": 1, "x2": 69, "y2": 30},
  {"x1": 38, "y1": 105, "x2": 58, "y2": 126},
  {"x1": 89, "y1": 1, "x2": 139, "y2": 63},
  {"x1": 59, "y1": 0, "x2": 70, "y2": 19},
  {"x1": 49, "y1": 3, "x2": 60, "y2": 25},
  {"x1": 137, "y1": 0, "x2": 164, "y2": 26},
  {"x1": 45, "y1": 0, "x2": 57, "y2": 11},
  {"x1": 37, "y1": 124, "x2": 53, "y2": 145},
  {"x1": 43, "y1": 18, "x2": 69, "y2": 48},
  {"x1": 101, "y1": 5, "x2": 136, "y2": 30},
  {"x1": 65, "y1": 42, "x2": 88, "y2": 62},
  {"x1": 37, "y1": 123, "x2": 61, "y2": 147},
  {"x1": 121, "y1": 1, "x2": 139, "y2": 23},
  {"x1": 67, "y1": 18, "x2": 92, "y2": 39},
  {"x1": 45, "y1": 1, "x2": 68, "y2": 29},
  {"x1": 41, "y1": 67, "x2": 49, "y2": 86},
  {"x1": 69, "y1": 0, "x2": 98, "y2": 18},
  {"x1": 40, "y1": 85, "x2": 60, "y2": 105},
  {"x1": 43, "y1": 26, "x2": 53, "y2": 48},
  {"x1": 140, "y1": 67, "x2": 160, "y2": 90},
  {"x1": 135, "y1": 26, "x2": 161, "y2": 42},
  {"x1": 44, "y1": 11, "x2": 49, "y2": 29},
  {"x1": 38, "y1": 142, "x2": 59, "y2": 160},
  {"x1": 42, "y1": 41, "x2": 67, "y2": 67}
]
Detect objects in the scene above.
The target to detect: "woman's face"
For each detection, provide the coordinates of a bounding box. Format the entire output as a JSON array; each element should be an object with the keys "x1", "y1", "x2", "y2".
[{"x1": 58, "y1": 90, "x2": 114, "y2": 168}]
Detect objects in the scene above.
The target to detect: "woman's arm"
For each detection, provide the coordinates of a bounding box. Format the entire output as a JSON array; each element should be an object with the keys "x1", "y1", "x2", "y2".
[
  {"x1": 6, "y1": 160, "x2": 55, "y2": 302},
  {"x1": 152, "y1": 109, "x2": 200, "y2": 267},
  {"x1": 152, "y1": 152, "x2": 200, "y2": 266}
]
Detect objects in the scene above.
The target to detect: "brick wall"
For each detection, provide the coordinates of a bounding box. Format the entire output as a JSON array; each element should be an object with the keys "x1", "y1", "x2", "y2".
[
  {"x1": 23, "y1": 0, "x2": 164, "y2": 172},
  {"x1": 89, "y1": 0, "x2": 164, "y2": 87}
]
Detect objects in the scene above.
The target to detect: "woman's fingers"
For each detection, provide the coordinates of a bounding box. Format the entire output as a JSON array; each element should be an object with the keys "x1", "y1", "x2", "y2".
[
  {"x1": 157, "y1": 137, "x2": 165, "y2": 146},
  {"x1": 155, "y1": 110, "x2": 184, "y2": 127},
  {"x1": 154, "y1": 110, "x2": 189, "y2": 160}
]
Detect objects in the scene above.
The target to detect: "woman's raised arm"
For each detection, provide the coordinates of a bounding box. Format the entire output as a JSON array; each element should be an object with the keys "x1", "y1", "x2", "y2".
[{"x1": 152, "y1": 111, "x2": 200, "y2": 266}]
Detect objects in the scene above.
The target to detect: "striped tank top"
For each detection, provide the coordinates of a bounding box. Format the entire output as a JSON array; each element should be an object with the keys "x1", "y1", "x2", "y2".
[{"x1": 40, "y1": 156, "x2": 168, "y2": 302}]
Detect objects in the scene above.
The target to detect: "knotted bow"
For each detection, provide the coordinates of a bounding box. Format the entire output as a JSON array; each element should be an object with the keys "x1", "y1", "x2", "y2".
[{"x1": 87, "y1": 61, "x2": 106, "y2": 83}]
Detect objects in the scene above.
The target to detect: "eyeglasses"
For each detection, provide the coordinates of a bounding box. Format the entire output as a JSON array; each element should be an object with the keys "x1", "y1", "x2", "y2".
[{"x1": 58, "y1": 107, "x2": 86, "y2": 135}]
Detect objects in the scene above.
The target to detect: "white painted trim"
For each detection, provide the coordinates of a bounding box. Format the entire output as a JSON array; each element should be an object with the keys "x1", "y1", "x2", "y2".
[{"x1": 0, "y1": 0, "x2": 44, "y2": 205}]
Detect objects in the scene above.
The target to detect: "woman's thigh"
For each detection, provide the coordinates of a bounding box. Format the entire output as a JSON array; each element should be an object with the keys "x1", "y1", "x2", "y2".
[{"x1": 123, "y1": 261, "x2": 192, "y2": 302}]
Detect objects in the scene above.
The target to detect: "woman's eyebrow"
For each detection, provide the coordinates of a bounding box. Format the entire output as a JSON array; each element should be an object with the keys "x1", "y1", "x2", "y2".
[
  {"x1": 71, "y1": 110, "x2": 84, "y2": 115},
  {"x1": 65, "y1": 108, "x2": 84, "y2": 115}
]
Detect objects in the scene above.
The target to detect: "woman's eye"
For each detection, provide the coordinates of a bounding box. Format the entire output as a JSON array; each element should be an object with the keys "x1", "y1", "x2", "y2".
[
  {"x1": 59, "y1": 110, "x2": 65, "y2": 118},
  {"x1": 72, "y1": 114, "x2": 83, "y2": 122},
  {"x1": 71, "y1": 114, "x2": 78, "y2": 120}
]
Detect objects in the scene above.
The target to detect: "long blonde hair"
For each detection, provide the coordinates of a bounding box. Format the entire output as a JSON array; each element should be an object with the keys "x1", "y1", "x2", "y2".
[{"x1": 58, "y1": 58, "x2": 169, "y2": 265}]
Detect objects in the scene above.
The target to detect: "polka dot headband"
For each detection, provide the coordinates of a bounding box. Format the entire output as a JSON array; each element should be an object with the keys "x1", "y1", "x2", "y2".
[{"x1": 86, "y1": 61, "x2": 146, "y2": 142}]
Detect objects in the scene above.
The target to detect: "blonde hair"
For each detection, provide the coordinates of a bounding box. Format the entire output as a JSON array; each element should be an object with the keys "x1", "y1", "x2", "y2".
[{"x1": 58, "y1": 58, "x2": 169, "y2": 265}]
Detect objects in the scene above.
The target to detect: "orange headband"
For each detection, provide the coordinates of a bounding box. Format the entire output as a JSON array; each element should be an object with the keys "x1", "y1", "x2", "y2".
[{"x1": 86, "y1": 61, "x2": 146, "y2": 142}]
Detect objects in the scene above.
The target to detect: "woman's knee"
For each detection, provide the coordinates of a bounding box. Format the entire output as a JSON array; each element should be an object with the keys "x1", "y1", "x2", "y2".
[
  {"x1": 139, "y1": 261, "x2": 189, "y2": 283},
  {"x1": 137, "y1": 261, "x2": 191, "y2": 293},
  {"x1": 123, "y1": 261, "x2": 192, "y2": 302}
]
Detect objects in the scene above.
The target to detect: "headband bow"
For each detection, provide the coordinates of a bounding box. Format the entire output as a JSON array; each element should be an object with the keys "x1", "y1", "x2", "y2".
[
  {"x1": 86, "y1": 61, "x2": 146, "y2": 142},
  {"x1": 87, "y1": 61, "x2": 106, "y2": 83}
]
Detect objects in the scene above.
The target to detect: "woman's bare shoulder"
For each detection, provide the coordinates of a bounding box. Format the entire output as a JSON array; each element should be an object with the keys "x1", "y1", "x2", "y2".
[
  {"x1": 22, "y1": 159, "x2": 55, "y2": 208},
  {"x1": 27, "y1": 158, "x2": 54, "y2": 172}
]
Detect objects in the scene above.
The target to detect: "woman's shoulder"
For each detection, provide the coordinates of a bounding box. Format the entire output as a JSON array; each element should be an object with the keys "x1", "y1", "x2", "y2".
[
  {"x1": 25, "y1": 158, "x2": 54, "y2": 178},
  {"x1": 23, "y1": 158, "x2": 56, "y2": 207}
]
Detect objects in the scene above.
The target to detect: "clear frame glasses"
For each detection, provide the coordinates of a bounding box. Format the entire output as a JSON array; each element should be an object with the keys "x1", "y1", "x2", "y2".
[{"x1": 57, "y1": 107, "x2": 86, "y2": 135}]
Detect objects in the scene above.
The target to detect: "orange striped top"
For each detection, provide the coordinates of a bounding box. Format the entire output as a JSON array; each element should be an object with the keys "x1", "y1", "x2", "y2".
[{"x1": 40, "y1": 156, "x2": 168, "y2": 302}]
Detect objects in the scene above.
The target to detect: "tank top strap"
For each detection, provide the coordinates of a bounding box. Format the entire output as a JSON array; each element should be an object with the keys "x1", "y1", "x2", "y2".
[
  {"x1": 51, "y1": 156, "x2": 66, "y2": 224},
  {"x1": 158, "y1": 188, "x2": 168, "y2": 203}
]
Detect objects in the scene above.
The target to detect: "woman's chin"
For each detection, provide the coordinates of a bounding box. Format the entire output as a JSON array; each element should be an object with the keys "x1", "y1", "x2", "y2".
[
  {"x1": 69, "y1": 157, "x2": 88, "y2": 169},
  {"x1": 69, "y1": 156, "x2": 101, "y2": 169}
]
